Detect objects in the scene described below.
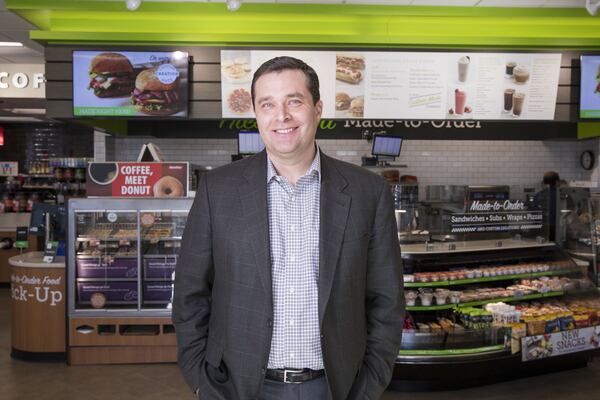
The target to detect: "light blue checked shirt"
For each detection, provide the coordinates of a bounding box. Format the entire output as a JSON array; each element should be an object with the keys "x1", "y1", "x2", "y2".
[{"x1": 266, "y1": 149, "x2": 323, "y2": 370}]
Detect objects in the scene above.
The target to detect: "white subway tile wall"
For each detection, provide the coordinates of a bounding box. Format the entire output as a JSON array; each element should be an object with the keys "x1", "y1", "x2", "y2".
[{"x1": 105, "y1": 137, "x2": 598, "y2": 187}]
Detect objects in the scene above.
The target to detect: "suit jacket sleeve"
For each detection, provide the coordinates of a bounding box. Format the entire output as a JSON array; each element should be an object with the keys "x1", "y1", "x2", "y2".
[
  {"x1": 347, "y1": 179, "x2": 405, "y2": 400},
  {"x1": 172, "y1": 175, "x2": 220, "y2": 397}
]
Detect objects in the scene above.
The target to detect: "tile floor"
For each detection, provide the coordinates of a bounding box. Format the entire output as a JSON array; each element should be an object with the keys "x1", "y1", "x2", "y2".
[{"x1": 0, "y1": 287, "x2": 598, "y2": 400}]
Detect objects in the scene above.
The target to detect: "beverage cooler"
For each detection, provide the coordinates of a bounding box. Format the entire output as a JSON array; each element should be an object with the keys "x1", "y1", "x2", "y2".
[{"x1": 66, "y1": 197, "x2": 193, "y2": 365}]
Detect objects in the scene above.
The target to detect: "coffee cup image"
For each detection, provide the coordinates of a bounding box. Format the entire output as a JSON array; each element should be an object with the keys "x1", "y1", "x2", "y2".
[
  {"x1": 88, "y1": 162, "x2": 119, "y2": 185},
  {"x1": 458, "y1": 56, "x2": 470, "y2": 83},
  {"x1": 153, "y1": 176, "x2": 184, "y2": 197},
  {"x1": 512, "y1": 92, "x2": 526, "y2": 117},
  {"x1": 513, "y1": 66, "x2": 530, "y2": 84},
  {"x1": 505, "y1": 61, "x2": 517, "y2": 78},
  {"x1": 504, "y1": 88, "x2": 515, "y2": 112}
]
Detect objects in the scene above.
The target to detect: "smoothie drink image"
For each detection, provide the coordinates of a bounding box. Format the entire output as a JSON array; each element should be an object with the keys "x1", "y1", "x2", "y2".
[
  {"x1": 505, "y1": 61, "x2": 517, "y2": 77},
  {"x1": 458, "y1": 56, "x2": 470, "y2": 83},
  {"x1": 455, "y1": 89, "x2": 467, "y2": 115},
  {"x1": 504, "y1": 88, "x2": 515, "y2": 112},
  {"x1": 513, "y1": 92, "x2": 525, "y2": 117}
]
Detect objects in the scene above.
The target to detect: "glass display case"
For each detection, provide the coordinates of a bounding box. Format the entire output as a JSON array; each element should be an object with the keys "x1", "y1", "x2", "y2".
[{"x1": 67, "y1": 198, "x2": 193, "y2": 317}]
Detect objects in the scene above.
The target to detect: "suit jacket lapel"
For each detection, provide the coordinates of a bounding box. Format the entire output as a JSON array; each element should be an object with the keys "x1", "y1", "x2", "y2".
[
  {"x1": 318, "y1": 152, "x2": 350, "y2": 324},
  {"x1": 239, "y1": 151, "x2": 273, "y2": 299}
]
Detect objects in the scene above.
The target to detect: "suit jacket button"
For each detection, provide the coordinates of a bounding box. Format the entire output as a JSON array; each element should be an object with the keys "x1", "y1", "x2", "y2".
[
  {"x1": 267, "y1": 319, "x2": 273, "y2": 327},
  {"x1": 261, "y1": 368, "x2": 266, "y2": 375}
]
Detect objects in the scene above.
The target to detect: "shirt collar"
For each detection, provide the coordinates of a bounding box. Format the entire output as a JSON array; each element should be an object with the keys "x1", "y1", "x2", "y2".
[{"x1": 267, "y1": 146, "x2": 321, "y2": 184}]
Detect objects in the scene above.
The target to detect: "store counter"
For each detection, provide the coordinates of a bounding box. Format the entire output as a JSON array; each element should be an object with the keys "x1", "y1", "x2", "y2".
[{"x1": 9, "y1": 251, "x2": 66, "y2": 361}]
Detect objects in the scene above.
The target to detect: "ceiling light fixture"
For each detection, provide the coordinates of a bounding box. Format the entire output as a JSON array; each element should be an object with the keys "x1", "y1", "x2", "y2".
[
  {"x1": 125, "y1": 0, "x2": 143, "y2": 11},
  {"x1": 227, "y1": 0, "x2": 243, "y2": 12},
  {"x1": 0, "y1": 42, "x2": 23, "y2": 47},
  {"x1": 587, "y1": 0, "x2": 600, "y2": 16}
]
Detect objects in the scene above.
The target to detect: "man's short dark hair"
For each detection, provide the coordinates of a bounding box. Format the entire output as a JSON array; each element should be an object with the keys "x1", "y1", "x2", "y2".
[
  {"x1": 543, "y1": 171, "x2": 560, "y2": 187},
  {"x1": 251, "y1": 56, "x2": 321, "y2": 106}
]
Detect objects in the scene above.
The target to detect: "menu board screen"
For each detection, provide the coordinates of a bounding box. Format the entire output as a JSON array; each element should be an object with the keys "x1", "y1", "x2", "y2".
[
  {"x1": 580, "y1": 56, "x2": 600, "y2": 119},
  {"x1": 73, "y1": 51, "x2": 189, "y2": 117},
  {"x1": 221, "y1": 50, "x2": 562, "y2": 121}
]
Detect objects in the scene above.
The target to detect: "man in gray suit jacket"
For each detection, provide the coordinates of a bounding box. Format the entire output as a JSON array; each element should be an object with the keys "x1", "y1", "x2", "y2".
[{"x1": 173, "y1": 56, "x2": 404, "y2": 400}]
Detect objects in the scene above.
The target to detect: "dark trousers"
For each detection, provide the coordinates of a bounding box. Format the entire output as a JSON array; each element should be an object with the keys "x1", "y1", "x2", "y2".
[{"x1": 258, "y1": 376, "x2": 329, "y2": 400}]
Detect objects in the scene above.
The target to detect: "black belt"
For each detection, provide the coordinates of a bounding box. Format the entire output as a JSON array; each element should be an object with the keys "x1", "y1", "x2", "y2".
[{"x1": 266, "y1": 368, "x2": 325, "y2": 384}]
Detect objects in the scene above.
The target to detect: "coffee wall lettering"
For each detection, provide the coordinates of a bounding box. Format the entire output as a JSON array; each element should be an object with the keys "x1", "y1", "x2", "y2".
[{"x1": 0, "y1": 64, "x2": 45, "y2": 98}]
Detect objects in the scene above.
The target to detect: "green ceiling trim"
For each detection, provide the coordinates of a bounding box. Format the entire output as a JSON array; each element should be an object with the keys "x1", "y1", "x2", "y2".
[
  {"x1": 7, "y1": 0, "x2": 600, "y2": 48},
  {"x1": 578, "y1": 122, "x2": 600, "y2": 139}
]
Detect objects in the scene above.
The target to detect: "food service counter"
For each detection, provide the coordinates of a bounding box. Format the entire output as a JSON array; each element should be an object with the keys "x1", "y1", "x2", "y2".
[{"x1": 9, "y1": 251, "x2": 66, "y2": 361}]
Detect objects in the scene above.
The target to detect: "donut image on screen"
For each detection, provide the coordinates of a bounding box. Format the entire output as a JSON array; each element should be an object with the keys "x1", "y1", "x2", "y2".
[{"x1": 153, "y1": 176, "x2": 184, "y2": 197}]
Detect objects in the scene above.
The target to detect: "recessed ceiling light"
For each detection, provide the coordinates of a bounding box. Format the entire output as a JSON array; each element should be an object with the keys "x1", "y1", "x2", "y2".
[{"x1": 0, "y1": 42, "x2": 23, "y2": 47}]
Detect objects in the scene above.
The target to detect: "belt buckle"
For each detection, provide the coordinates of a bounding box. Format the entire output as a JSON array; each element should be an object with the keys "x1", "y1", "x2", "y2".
[{"x1": 283, "y1": 369, "x2": 301, "y2": 384}]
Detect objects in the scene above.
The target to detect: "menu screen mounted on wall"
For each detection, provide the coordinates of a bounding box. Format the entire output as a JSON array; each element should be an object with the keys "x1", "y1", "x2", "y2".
[
  {"x1": 580, "y1": 56, "x2": 600, "y2": 119},
  {"x1": 73, "y1": 50, "x2": 189, "y2": 117},
  {"x1": 238, "y1": 132, "x2": 265, "y2": 155}
]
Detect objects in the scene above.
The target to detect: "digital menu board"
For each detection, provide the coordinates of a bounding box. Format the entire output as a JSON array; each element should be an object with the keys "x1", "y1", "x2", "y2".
[
  {"x1": 221, "y1": 50, "x2": 562, "y2": 121},
  {"x1": 580, "y1": 55, "x2": 600, "y2": 119},
  {"x1": 73, "y1": 50, "x2": 188, "y2": 117}
]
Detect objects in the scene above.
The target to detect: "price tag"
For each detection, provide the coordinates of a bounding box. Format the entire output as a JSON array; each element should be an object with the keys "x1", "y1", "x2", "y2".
[
  {"x1": 14, "y1": 226, "x2": 28, "y2": 249},
  {"x1": 43, "y1": 241, "x2": 58, "y2": 263}
]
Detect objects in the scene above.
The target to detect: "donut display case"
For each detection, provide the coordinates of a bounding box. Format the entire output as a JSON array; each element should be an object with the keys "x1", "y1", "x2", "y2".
[{"x1": 66, "y1": 197, "x2": 192, "y2": 365}]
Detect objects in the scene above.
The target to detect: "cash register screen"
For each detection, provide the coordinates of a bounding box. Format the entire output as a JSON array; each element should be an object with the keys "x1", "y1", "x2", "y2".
[
  {"x1": 372, "y1": 135, "x2": 403, "y2": 158},
  {"x1": 238, "y1": 132, "x2": 265, "y2": 155}
]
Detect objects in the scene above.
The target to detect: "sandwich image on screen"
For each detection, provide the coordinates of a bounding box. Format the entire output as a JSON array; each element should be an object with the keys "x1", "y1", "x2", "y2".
[
  {"x1": 132, "y1": 68, "x2": 181, "y2": 116},
  {"x1": 88, "y1": 52, "x2": 135, "y2": 98}
]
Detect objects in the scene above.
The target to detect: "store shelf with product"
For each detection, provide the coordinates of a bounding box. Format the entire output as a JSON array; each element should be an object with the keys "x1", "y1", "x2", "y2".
[
  {"x1": 392, "y1": 185, "x2": 600, "y2": 390},
  {"x1": 67, "y1": 198, "x2": 192, "y2": 365}
]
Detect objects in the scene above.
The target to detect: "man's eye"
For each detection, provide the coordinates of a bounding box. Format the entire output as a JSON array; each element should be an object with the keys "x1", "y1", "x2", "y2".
[
  {"x1": 289, "y1": 99, "x2": 302, "y2": 106},
  {"x1": 261, "y1": 102, "x2": 273, "y2": 109}
]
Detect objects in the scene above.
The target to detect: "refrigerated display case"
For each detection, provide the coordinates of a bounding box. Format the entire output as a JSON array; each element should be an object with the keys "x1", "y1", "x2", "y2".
[
  {"x1": 66, "y1": 197, "x2": 192, "y2": 365},
  {"x1": 391, "y1": 185, "x2": 600, "y2": 390}
]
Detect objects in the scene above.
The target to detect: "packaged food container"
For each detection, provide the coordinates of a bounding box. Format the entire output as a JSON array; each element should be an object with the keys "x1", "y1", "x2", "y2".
[
  {"x1": 419, "y1": 292, "x2": 433, "y2": 306},
  {"x1": 405, "y1": 291, "x2": 418, "y2": 306}
]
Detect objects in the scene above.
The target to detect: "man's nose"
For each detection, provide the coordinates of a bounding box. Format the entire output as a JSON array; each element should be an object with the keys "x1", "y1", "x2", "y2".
[{"x1": 275, "y1": 103, "x2": 291, "y2": 121}]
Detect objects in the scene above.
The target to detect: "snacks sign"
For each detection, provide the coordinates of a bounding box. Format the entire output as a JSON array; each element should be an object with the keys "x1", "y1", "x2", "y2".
[
  {"x1": 522, "y1": 326, "x2": 600, "y2": 361},
  {"x1": 86, "y1": 162, "x2": 188, "y2": 197},
  {"x1": 221, "y1": 50, "x2": 561, "y2": 121},
  {"x1": 72, "y1": 51, "x2": 189, "y2": 117}
]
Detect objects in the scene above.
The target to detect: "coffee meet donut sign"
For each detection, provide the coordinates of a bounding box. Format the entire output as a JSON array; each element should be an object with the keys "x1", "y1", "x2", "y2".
[{"x1": 86, "y1": 162, "x2": 188, "y2": 197}]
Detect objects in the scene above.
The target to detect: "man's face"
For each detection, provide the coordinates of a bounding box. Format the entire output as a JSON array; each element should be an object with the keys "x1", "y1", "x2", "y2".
[{"x1": 253, "y1": 69, "x2": 323, "y2": 163}]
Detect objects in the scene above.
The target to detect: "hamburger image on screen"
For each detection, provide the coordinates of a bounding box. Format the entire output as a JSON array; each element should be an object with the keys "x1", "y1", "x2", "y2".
[
  {"x1": 88, "y1": 52, "x2": 136, "y2": 98},
  {"x1": 131, "y1": 68, "x2": 182, "y2": 116}
]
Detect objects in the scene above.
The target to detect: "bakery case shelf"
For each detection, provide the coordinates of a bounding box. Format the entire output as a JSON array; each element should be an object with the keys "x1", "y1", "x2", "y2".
[
  {"x1": 67, "y1": 198, "x2": 193, "y2": 365},
  {"x1": 405, "y1": 291, "x2": 565, "y2": 311}
]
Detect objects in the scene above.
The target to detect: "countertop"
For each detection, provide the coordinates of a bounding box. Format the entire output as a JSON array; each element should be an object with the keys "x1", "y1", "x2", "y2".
[{"x1": 8, "y1": 251, "x2": 65, "y2": 269}]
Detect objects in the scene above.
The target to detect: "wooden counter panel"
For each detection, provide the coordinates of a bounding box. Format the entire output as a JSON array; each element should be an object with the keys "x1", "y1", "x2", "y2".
[{"x1": 68, "y1": 345, "x2": 177, "y2": 365}]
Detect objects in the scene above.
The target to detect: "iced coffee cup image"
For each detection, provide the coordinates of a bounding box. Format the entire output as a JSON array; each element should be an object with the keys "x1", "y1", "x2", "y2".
[
  {"x1": 505, "y1": 61, "x2": 517, "y2": 78},
  {"x1": 503, "y1": 88, "x2": 515, "y2": 113},
  {"x1": 513, "y1": 66, "x2": 530, "y2": 84},
  {"x1": 512, "y1": 92, "x2": 525, "y2": 117},
  {"x1": 458, "y1": 56, "x2": 470, "y2": 83}
]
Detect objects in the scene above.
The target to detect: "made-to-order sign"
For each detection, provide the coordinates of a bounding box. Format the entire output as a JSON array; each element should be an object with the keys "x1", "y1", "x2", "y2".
[{"x1": 221, "y1": 50, "x2": 561, "y2": 121}]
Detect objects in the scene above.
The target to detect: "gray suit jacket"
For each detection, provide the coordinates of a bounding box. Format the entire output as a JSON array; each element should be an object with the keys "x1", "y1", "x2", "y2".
[{"x1": 173, "y1": 150, "x2": 404, "y2": 400}]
